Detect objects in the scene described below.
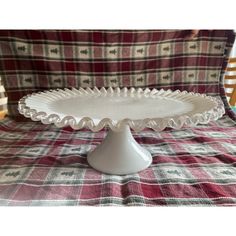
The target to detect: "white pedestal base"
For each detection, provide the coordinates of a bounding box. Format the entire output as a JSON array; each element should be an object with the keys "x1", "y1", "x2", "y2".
[{"x1": 87, "y1": 125, "x2": 152, "y2": 175}]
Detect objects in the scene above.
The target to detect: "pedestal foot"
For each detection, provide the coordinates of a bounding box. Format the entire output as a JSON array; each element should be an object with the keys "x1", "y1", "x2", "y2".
[{"x1": 87, "y1": 125, "x2": 152, "y2": 175}]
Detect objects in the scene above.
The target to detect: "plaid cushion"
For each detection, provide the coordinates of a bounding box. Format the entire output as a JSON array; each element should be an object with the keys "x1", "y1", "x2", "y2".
[
  {"x1": 0, "y1": 30, "x2": 235, "y2": 118},
  {"x1": 0, "y1": 30, "x2": 236, "y2": 206}
]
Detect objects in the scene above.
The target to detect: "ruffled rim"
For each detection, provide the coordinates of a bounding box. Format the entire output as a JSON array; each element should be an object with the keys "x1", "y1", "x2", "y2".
[{"x1": 18, "y1": 87, "x2": 225, "y2": 132}]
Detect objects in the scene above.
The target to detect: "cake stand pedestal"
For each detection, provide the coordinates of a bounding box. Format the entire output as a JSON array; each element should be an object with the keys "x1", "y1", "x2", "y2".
[{"x1": 88, "y1": 125, "x2": 152, "y2": 175}]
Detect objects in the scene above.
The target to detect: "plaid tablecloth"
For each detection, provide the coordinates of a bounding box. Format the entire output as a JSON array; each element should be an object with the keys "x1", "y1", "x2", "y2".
[{"x1": 0, "y1": 109, "x2": 235, "y2": 206}]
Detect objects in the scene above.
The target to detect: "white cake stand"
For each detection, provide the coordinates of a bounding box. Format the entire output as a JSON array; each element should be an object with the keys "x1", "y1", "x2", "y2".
[{"x1": 18, "y1": 87, "x2": 224, "y2": 175}]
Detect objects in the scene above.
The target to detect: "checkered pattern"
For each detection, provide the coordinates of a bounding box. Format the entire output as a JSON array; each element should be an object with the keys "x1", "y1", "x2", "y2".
[
  {"x1": 0, "y1": 115, "x2": 236, "y2": 206},
  {"x1": 0, "y1": 30, "x2": 236, "y2": 206},
  {"x1": 0, "y1": 30, "x2": 234, "y2": 118}
]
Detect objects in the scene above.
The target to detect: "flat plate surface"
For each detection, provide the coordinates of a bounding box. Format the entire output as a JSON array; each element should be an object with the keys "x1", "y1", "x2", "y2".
[
  {"x1": 25, "y1": 89, "x2": 215, "y2": 120},
  {"x1": 49, "y1": 95, "x2": 195, "y2": 120}
]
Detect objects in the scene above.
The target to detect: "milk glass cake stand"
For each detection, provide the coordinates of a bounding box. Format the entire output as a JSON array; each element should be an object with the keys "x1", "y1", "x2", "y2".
[{"x1": 18, "y1": 87, "x2": 224, "y2": 175}]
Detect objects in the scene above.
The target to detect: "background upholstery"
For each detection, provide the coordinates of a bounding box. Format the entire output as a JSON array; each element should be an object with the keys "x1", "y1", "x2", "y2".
[
  {"x1": 0, "y1": 30, "x2": 234, "y2": 117},
  {"x1": 0, "y1": 30, "x2": 236, "y2": 206}
]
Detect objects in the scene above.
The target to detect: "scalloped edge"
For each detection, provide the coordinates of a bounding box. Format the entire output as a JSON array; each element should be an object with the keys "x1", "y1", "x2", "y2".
[{"x1": 18, "y1": 87, "x2": 225, "y2": 132}]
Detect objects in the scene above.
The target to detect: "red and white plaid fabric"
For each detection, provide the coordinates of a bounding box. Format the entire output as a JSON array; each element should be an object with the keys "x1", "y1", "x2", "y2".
[
  {"x1": 0, "y1": 30, "x2": 236, "y2": 206},
  {"x1": 0, "y1": 115, "x2": 235, "y2": 206},
  {"x1": 0, "y1": 30, "x2": 234, "y2": 118}
]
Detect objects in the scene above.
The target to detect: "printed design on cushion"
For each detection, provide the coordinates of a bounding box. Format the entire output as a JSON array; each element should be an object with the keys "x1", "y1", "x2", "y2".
[
  {"x1": 2, "y1": 70, "x2": 223, "y2": 88},
  {"x1": 1, "y1": 40, "x2": 226, "y2": 59}
]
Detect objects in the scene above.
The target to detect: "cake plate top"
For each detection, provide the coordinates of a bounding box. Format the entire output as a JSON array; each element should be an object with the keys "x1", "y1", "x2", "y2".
[{"x1": 18, "y1": 87, "x2": 224, "y2": 132}]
